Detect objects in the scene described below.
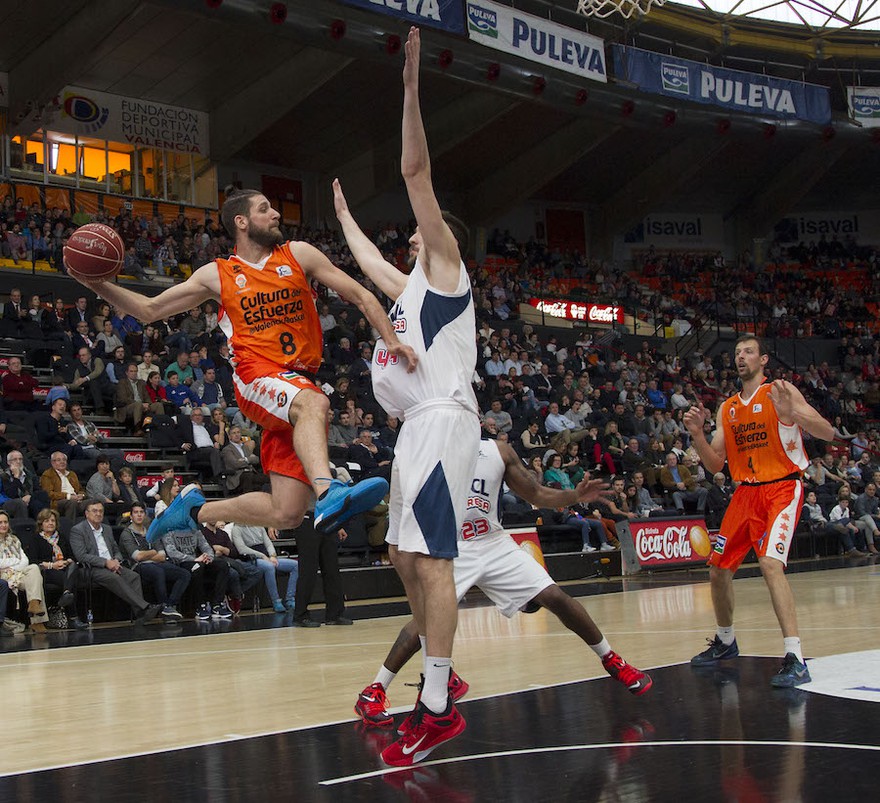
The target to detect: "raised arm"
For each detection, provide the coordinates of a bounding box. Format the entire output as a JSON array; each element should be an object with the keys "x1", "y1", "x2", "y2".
[
  {"x1": 292, "y1": 241, "x2": 417, "y2": 373},
  {"x1": 769, "y1": 380, "x2": 833, "y2": 441},
  {"x1": 498, "y1": 442, "x2": 610, "y2": 509},
  {"x1": 683, "y1": 402, "x2": 727, "y2": 475},
  {"x1": 332, "y1": 179, "x2": 407, "y2": 301},
  {"x1": 72, "y1": 263, "x2": 221, "y2": 324},
  {"x1": 400, "y1": 27, "x2": 462, "y2": 290}
]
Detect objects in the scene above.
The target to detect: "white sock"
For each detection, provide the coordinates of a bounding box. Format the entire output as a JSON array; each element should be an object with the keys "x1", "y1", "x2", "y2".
[
  {"x1": 422, "y1": 656, "x2": 452, "y2": 714},
  {"x1": 590, "y1": 638, "x2": 612, "y2": 659},
  {"x1": 783, "y1": 636, "x2": 804, "y2": 663},
  {"x1": 373, "y1": 665, "x2": 396, "y2": 690},
  {"x1": 717, "y1": 626, "x2": 735, "y2": 646},
  {"x1": 419, "y1": 635, "x2": 428, "y2": 673}
]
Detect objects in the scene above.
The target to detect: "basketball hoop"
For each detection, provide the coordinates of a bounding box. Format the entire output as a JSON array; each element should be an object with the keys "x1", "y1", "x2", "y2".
[{"x1": 575, "y1": 0, "x2": 665, "y2": 20}]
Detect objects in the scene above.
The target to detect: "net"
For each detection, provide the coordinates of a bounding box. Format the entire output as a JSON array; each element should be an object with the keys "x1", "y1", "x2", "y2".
[{"x1": 575, "y1": 0, "x2": 665, "y2": 20}]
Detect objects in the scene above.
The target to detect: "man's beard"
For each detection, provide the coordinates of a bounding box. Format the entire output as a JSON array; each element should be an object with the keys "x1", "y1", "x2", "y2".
[{"x1": 248, "y1": 223, "x2": 283, "y2": 248}]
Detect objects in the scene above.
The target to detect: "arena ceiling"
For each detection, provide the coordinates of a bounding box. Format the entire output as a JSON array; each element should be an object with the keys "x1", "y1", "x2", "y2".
[{"x1": 2, "y1": 0, "x2": 879, "y2": 251}]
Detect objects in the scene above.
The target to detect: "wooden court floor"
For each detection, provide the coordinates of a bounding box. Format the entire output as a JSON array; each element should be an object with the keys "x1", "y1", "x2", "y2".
[{"x1": 1, "y1": 562, "x2": 878, "y2": 800}]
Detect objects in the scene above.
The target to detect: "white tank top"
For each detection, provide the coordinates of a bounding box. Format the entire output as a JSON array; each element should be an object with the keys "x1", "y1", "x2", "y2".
[
  {"x1": 371, "y1": 257, "x2": 477, "y2": 420},
  {"x1": 461, "y1": 439, "x2": 507, "y2": 541}
]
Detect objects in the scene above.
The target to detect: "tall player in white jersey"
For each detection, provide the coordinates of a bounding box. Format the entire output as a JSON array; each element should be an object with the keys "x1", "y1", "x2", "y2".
[
  {"x1": 334, "y1": 27, "x2": 480, "y2": 766},
  {"x1": 353, "y1": 439, "x2": 653, "y2": 738}
]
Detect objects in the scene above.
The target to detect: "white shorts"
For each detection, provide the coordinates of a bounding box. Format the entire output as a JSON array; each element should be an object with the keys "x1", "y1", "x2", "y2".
[
  {"x1": 386, "y1": 401, "x2": 480, "y2": 558},
  {"x1": 454, "y1": 533, "x2": 555, "y2": 618}
]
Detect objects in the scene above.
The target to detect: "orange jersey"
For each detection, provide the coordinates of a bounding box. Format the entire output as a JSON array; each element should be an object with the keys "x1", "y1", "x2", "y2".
[
  {"x1": 216, "y1": 243, "x2": 323, "y2": 384},
  {"x1": 720, "y1": 382, "x2": 809, "y2": 484}
]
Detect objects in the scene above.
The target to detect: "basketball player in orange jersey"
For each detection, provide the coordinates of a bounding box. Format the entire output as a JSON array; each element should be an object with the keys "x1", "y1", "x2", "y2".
[
  {"x1": 70, "y1": 192, "x2": 417, "y2": 545},
  {"x1": 684, "y1": 336, "x2": 832, "y2": 687}
]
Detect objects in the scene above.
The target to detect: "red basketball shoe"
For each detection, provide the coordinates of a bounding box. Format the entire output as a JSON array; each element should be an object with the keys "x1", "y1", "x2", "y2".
[
  {"x1": 602, "y1": 651, "x2": 653, "y2": 696},
  {"x1": 354, "y1": 683, "x2": 393, "y2": 728},
  {"x1": 397, "y1": 671, "x2": 469, "y2": 736},
  {"x1": 381, "y1": 698, "x2": 466, "y2": 767}
]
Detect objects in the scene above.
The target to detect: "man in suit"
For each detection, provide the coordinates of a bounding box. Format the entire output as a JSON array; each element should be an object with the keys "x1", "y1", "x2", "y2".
[
  {"x1": 221, "y1": 425, "x2": 267, "y2": 494},
  {"x1": 0, "y1": 288, "x2": 33, "y2": 338},
  {"x1": 178, "y1": 407, "x2": 223, "y2": 480},
  {"x1": 114, "y1": 363, "x2": 161, "y2": 432},
  {"x1": 69, "y1": 499, "x2": 163, "y2": 624},
  {"x1": 65, "y1": 295, "x2": 90, "y2": 333}
]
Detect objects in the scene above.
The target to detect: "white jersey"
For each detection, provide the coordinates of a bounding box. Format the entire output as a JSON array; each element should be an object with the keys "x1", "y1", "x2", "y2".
[
  {"x1": 371, "y1": 257, "x2": 477, "y2": 420},
  {"x1": 461, "y1": 439, "x2": 507, "y2": 541}
]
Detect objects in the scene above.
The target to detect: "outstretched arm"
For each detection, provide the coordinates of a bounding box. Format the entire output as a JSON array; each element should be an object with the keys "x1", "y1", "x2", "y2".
[
  {"x1": 400, "y1": 27, "x2": 462, "y2": 289},
  {"x1": 293, "y1": 242, "x2": 417, "y2": 373},
  {"x1": 71, "y1": 264, "x2": 220, "y2": 323},
  {"x1": 683, "y1": 402, "x2": 727, "y2": 475},
  {"x1": 332, "y1": 179, "x2": 407, "y2": 301},
  {"x1": 498, "y1": 441, "x2": 611, "y2": 509}
]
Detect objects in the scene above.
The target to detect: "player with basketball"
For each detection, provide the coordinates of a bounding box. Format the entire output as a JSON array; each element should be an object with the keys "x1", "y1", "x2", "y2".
[
  {"x1": 66, "y1": 195, "x2": 417, "y2": 542},
  {"x1": 683, "y1": 336, "x2": 832, "y2": 687},
  {"x1": 334, "y1": 27, "x2": 479, "y2": 766},
  {"x1": 354, "y1": 438, "x2": 653, "y2": 736}
]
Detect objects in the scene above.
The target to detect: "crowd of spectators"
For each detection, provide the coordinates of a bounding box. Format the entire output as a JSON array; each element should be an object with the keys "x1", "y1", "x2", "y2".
[{"x1": 2, "y1": 193, "x2": 880, "y2": 630}]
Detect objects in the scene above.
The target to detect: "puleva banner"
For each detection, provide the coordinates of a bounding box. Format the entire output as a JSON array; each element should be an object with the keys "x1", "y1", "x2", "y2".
[
  {"x1": 339, "y1": 0, "x2": 466, "y2": 35},
  {"x1": 847, "y1": 86, "x2": 880, "y2": 129},
  {"x1": 612, "y1": 45, "x2": 830, "y2": 125},
  {"x1": 466, "y1": 0, "x2": 606, "y2": 83}
]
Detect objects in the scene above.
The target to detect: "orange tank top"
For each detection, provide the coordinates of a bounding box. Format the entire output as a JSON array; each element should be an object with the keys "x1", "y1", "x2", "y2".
[
  {"x1": 216, "y1": 243, "x2": 323, "y2": 384},
  {"x1": 720, "y1": 383, "x2": 809, "y2": 484}
]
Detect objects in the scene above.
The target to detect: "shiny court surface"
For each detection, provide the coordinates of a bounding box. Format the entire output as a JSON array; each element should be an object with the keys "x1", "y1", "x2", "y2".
[{"x1": 1, "y1": 562, "x2": 878, "y2": 801}]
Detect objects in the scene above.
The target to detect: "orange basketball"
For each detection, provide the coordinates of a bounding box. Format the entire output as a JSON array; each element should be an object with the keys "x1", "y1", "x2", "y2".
[
  {"x1": 689, "y1": 525, "x2": 712, "y2": 557},
  {"x1": 63, "y1": 223, "x2": 124, "y2": 280}
]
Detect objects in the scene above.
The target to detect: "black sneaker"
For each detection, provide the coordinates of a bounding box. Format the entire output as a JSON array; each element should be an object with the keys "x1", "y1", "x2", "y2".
[
  {"x1": 770, "y1": 653, "x2": 811, "y2": 688},
  {"x1": 161, "y1": 605, "x2": 183, "y2": 621},
  {"x1": 691, "y1": 636, "x2": 739, "y2": 665},
  {"x1": 212, "y1": 603, "x2": 233, "y2": 620},
  {"x1": 135, "y1": 603, "x2": 163, "y2": 625},
  {"x1": 292, "y1": 616, "x2": 321, "y2": 628}
]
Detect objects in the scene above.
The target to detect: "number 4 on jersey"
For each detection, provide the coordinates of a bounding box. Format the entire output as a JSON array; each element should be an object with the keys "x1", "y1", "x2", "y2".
[{"x1": 374, "y1": 348, "x2": 399, "y2": 368}]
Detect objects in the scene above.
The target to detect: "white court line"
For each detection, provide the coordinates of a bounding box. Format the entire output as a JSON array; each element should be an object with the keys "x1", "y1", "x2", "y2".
[{"x1": 319, "y1": 739, "x2": 880, "y2": 786}]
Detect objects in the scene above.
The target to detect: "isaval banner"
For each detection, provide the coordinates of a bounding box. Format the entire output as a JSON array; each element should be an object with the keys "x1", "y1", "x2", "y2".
[{"x1": 612, "y1": 45, "x2": 830, "y2": 125}]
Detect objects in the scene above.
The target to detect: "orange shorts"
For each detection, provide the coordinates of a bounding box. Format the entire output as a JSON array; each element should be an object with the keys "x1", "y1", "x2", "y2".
[
  {"x1": 709, "y1": 479, "x2": 804, "y2": 571},
  {"x1": 232, "y1": 369, "x2": 322, "y2": 485}
]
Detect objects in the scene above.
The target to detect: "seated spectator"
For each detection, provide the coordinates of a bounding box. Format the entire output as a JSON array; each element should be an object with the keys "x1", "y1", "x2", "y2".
[
  {"x1": 543, "y1": 453, "x2": 575, "y2": 490},
  {"x1": 164, "y1": 371, "x2": 203, "y2": 414},
  {"x1": 660, "y1": 452, "x2": 707, "y2": 513},
  {"x1": 147, "y1": 467, "x2": 176, "y2": 504},
  {"x1": 231, "y1": 523, "x2": 299, "y2": 613},
  {"x1": 221, "y1": 426, "x2": 267, "y2": 495},
  {"x1": 828, "y1": 494, "x2": 872, "y2": 555},
  {"x1": 40, "y1": 452, "x2": 85, "y2": 519},
  {"x1": 32, "y1": 508, "x2": 87, "y2": 629},
  {"x1": 85, "y1": 456, "x2": 125, "y2": 522},
  {"x1": 69, "y1": 501, "x2": 163, "y2": 624},
  {"x1": 191, "y1": 367, "x2": 226, "y2": 413},
  {"x1": 607, "y1": 475, "x2": 638, "y2": 521},
  {"x1": 137, "y1": 351, "x2": 161, "y2": 382},
  {"x1": 349, "y1": 428, "x2": 392, "y2": 481},
  {"x1": 0, "y1": 511, "x2": 49, "y2": 632},
  {"x1": 114, "y1": 363, "x2": 163, "y2": 434},
  {"x1": 1, "y1": 450, "x2": 50, "y2": 519},
  {"x1": 545, "y1": 401, "x2": 588, "y2": 451},
  {"x1": 484, "y1": 399, "x2": 512, "y2": 434},
  {"x1": 66, "y1": 347, "x2": 114, "y2": 415},
  {"x1": 1, "y1": 356, "x2": 39, "y2": 411},
  {"x1": 210, "y1": 407, "x2": 230, "y2": 449},
  {"x1": 160, "y1": 523, "x2": 231, "y2": 621},
  {"x1": 200, "y1": 521, "x2": 262, "y2": 614},
  {"x1": 105, "y1": 345, "x2": 129, "y2": 385},
  {"x1": 119, "y1": 504, "x2": 189, "y2": 620},
  {"x1": 164, "y1": 351, "x2": 194, "y2": 386},
  {"x1": 144, "y1": 371, "x2": 176, "y2": 416},
  {"x1": 96, "y1": 319, "x2": 123, "y2": 357},
  {"x1": 179, "y1": 408, "x2": 223, "y2": 480},
  {"x1": 329, "y1": 409, "x2": 359, "y2": 449},
  {"x1": 35, "y1": 398, "x2": 86, "y2": 460},
  {"x1": 520, "y1": 421, "x2": 549, "y2": 456},
  {"x1": 804, "y1": 490, "x2": 866, "y2": 557},
  {"x1": 601, "y1": 421, "x2": 627, "y2": 472},
  {"x1": 117, "y1": 466, "x2": 147, "y2": 511},
  {"x1": 0, "y1": 577, "x2": 26, "y2": 635},
  {"x1": 631, "y1": 471, "x2": 663, "y2": 517},
  {"x1": 705, "y1": 472, "x2": 732, "y2": 529},
  {"x1": 378, "y1": 415, "x2": 400, "y2": 451},
  {"x1": 851, "y1": 482, "x2": 880, "y2": 554},
  {"x1": 65, "y1": 402, "x2": 125, "y2": 469},
  {"x1": 560, "y1": 505, "x2": 610, "y2": 553}
]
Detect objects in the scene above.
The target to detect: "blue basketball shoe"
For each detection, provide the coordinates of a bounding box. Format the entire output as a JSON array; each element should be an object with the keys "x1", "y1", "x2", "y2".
[
  {"x1": 314, "y1": 478, "x2": 388, "y2": 534},
  {"x1": 146, "y1": 483, "x2": 206, "y2": 544}
]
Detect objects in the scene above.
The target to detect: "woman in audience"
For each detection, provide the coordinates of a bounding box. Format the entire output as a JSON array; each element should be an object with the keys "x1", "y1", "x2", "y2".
[
  {"x1": 154, "y1": 478, "x2": 180, "y2": 518},
  {"x1": 33, "y1": 508, "x2": 88, "y2": 629},
  {"x1": 543, "y1": 453, "x2": 575, "y2": 490},
  {"x1": 211, "y1": 407, "x2": 229, "y2": 448},
  {"x1": 91, "y1": 301, "x2": 111, "y2": 335},
  {"x1": 0, "y1": 511, "x2": 49, "y2": 632},
  {"x1": 527, "y1": 455, "x2": 545, "y2": 486},
  {"x1": 561, "y1": 442, "x2": 585, "y2": 484},
  {"x1": 145, "y1": 371, "x2": 174, "y2": 416}
]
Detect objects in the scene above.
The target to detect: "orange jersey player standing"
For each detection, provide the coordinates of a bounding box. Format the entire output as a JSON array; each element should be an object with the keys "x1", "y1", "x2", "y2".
[
  {"x1": 684, "y1": 336, "x2": 833, "y2": 688},
  {"x1": 70, "y1": 190, "x2": 417, "y2": 550}
]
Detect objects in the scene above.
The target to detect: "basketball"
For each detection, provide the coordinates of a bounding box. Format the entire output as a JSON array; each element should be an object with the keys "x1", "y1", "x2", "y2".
[
  {"x1": 689, "y1": 525, "x2": 712, "y2": 558},
  {"x1": 63, "y1": 223, "x2": 124, "y2": 280}
]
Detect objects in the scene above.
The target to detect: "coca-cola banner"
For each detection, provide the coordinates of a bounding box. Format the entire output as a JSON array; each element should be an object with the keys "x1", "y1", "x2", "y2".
[
  {"x1": 528, "y1": 298, "x2": 624, "y2": 324},
  {"x1": 617, "y1": 517, "x2": 712, "y2": 574},
  {"x1": 123, "y1": 451, "x2": 146, "y2": 462}
]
